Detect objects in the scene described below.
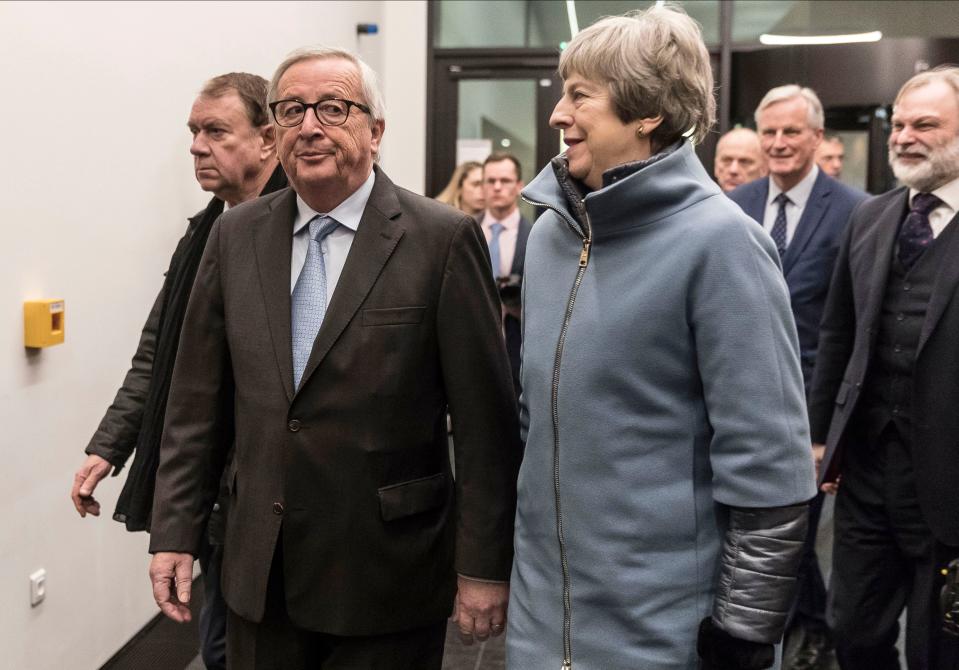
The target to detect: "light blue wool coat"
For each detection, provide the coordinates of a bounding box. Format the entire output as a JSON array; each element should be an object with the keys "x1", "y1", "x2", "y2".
[{"x1": 507, "y1": 141, "x2": 817, "y2": 669}]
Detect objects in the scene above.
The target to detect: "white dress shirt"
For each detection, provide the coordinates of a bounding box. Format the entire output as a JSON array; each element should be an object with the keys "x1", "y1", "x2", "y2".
[
  {"x1": 290, "y1": 169, "x2": 376, "y2": 298},
  {"x1": 480, "y1": 207, "x2": 521, "y2": 277},
  {"x1": 910, "y1": 175, "x2": 959, "y2": 239},
  {"x1": 763, "y1": 165, "x2": 820, "y2": 248}
]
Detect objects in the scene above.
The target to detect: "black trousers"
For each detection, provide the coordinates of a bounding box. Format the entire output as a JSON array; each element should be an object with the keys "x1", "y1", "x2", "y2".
[
  {"x1": 830, "y1": 424, "x2": 959, "y2": 670},
  {"x1": 791, "y1": 490, "x2": 829, "y2": 629},
  {"x1": 226, "y1": 540, "x2": 447, "y2": 670},
  {"x1": 197, "y1": 538, "x2": 227, "y2": 670}
]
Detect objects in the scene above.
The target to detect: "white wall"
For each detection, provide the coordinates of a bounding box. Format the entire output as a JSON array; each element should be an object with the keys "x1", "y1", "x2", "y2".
[{"x1": 0, "y1": 2, "x2": 426, "y2": 668}]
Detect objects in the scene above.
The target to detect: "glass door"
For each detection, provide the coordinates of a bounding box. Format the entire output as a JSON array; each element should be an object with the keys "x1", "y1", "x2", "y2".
[{"x1": 427, "y1": 54, "x2": 563, "y2": 214}]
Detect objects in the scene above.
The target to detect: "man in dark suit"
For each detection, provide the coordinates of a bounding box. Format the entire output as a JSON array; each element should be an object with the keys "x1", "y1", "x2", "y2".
[
  {"x1": 809, "y1": 66, "x2": 959, "y2": 670},
  {"x1": 147, "y1": 46, "x2": 521, "y2": 670},
  {"x1": 729, "y1": 85, "x2": 867, "y2": 669},
  {"x1": 479, "y1": 152, "x2": 532, "y2": 395},
  {"x1": 70, "y1": 72, "x2": 285, "y2": 670}
]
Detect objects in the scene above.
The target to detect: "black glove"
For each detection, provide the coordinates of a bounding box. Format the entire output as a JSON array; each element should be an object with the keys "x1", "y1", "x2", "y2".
[
  {"x1": 941, "y1": 558, "x2": 959, "y2": 637},
  {"x1": 697, "y1": 617, "x2": 775, "y2": 670}
]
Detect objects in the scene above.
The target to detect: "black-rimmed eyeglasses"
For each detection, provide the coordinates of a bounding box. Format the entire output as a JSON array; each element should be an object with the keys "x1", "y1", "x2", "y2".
[{"x1": 269, "y1": 98, "x2": 371, "y2": 127}]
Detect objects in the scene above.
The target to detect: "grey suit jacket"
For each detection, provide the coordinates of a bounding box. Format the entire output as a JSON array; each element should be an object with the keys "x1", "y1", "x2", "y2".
[{"x1": 150, "y1": 167, "x2": 521, "y2": 634}]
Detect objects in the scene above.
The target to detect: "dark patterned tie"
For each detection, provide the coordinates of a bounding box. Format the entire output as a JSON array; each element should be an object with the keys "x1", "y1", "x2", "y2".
[
  {"x1": 771, "y1": 193, "x2": 791, "y2": 257},
  {"x1": 898, "y1": 192, "x2": 942, "y2": 269}
]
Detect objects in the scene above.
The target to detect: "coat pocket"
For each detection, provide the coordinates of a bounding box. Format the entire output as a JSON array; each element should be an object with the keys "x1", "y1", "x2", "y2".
[
  {"x1": 361, "y1": 306, "x2": 426, "y2": 326},
  {"x1": 377, "y1": 472, "x2": 447, "y2": 521}
]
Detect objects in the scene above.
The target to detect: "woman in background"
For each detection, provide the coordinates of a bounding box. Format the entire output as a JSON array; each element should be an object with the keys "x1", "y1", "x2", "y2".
[
  {"x1": 508, "y1": 6, "x2": 816, "y2": 670},
  {"x1": 435, "y1": 160, "x2": 485, "y2": 218}
]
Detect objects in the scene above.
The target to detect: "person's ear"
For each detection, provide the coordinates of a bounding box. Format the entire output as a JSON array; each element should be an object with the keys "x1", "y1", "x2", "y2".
[{"x1": 259, "y1": 124, "x2": 276, "y2": 160}]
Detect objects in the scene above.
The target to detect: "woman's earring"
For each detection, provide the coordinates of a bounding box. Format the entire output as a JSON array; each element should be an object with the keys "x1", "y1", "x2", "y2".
[{"x1": 636, "y1": 125, "x2": 646, "y2": 138}]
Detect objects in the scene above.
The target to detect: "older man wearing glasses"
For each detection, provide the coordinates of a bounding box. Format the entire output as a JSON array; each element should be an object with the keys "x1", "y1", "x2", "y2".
[{"x1": 147, "y1": 46, "x2": 521, "y2": 670}]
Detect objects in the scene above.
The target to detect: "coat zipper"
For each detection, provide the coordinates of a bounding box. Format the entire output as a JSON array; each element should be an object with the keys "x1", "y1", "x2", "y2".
[{"x1": 523, "y1": 196, "x2": 592, "y2": 670}]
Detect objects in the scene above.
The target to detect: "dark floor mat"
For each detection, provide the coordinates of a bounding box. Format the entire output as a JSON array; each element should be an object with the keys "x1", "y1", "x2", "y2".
[{"x1": 98, "y1": 575, "x2": 204, "y2": 670}]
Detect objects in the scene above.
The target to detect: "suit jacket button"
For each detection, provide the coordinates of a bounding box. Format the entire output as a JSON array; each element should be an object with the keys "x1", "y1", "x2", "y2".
[
  {"x1": 273, "y1": 502, "x2": 285, "y2": 515},
  {"x1": 288, "y1": 419, "x2": 301, "y2": 432}
]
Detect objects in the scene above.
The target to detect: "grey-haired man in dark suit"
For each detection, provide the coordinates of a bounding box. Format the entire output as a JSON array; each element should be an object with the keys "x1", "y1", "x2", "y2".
[{"x1": 147, "y1": 47, "x2": 521, "y2": 670}]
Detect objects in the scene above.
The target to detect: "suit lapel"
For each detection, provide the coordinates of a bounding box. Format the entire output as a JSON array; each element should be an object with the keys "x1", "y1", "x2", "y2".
[
  {"x1": 862, "y1": 190, "x2": 909, "y2": 331},
  {"x1": 510, "y1": 216, "x2": 532, "y2": 276},
  {"x1": 918, "y1": 210, "x2": 959, "y2": 355},
  {"x1": 296, "y1": 169, "x2": 405, "y2": 394},
  {"x1": 253, "y1": 188, "x2": 298, "y2": 403},
  {"x1": 745, "y1": 180, "x2": 769, "y2": 227},
  {"x1": 782, "y1": 171, "x2": 830, "y2": 275}
]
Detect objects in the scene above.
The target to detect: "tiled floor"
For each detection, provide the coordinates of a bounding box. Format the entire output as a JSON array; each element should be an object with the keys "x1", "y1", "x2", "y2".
[
  {"x1": 186, "y1": 620, "x2": 505, "y2": 669},
  {"x1": 440, "y1": 620, "x2": 506, "y2": 670}
]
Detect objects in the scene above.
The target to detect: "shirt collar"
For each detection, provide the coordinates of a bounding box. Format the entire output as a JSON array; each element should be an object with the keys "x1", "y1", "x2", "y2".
[
  {"x1": 293, "y1": 169, "x2": 376, "y2": 236},
  {"x1": 910, "y1": 174, "x2": 959, "y2": 211},
  {"x1": 481, "y1": 207, "x2": 521, "y2": 231},
  {"x1": 768, "y1": 164, "x2": 819, "y2": 209}
]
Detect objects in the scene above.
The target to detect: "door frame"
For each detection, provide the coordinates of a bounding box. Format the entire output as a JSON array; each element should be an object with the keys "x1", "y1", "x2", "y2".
[{"x1": 427, "y1": 50, "x2": 562, "y2": 198}]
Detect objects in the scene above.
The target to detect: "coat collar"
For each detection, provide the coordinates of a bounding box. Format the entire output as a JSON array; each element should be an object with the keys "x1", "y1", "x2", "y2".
[
  {"x1": 522, "y1": 140, "x2": 723, "y2": 240},
  {"x1": 861, "y1": 188, "x2": 908, "y2": 339},
  {"x1": 781, "y1": 169, "x2": 833, "y2": 275}
]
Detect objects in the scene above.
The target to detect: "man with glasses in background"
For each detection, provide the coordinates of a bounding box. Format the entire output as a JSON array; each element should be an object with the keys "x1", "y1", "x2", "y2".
[{"x1": 147, "y1": 47, "x2": 521, "y2": 669}]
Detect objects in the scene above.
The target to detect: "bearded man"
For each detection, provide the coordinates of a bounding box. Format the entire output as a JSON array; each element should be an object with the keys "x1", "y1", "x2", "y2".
[{"x1": 808, "y1": 65, "x2": 959, "y2": 670}]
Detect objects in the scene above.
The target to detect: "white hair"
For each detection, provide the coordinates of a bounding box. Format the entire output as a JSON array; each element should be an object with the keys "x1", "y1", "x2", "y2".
[
  {"x1": 268, "y1": 46, "x2": 386, "y2": 124},
  {"x1": 754, "y1": 85, "x2": 824, "y2": 130}
]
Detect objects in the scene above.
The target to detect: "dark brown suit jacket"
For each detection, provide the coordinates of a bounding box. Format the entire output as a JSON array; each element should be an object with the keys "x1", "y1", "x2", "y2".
[
  {"x1": 809, "y1": 186, "x2": 959, "y2": 545},
  {"x1": 149, "y1": 167, "x2": 521, "y2": 634}
]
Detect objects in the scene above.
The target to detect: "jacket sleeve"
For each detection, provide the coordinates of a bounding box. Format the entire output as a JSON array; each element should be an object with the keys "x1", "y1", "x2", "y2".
[
  {"x1": 84, "y1": 285, "x2": 164, "y2": 472},
  {"x1": 689, "y1": 212, "x2": 818, "y2": 509},
  {"x1": 149, "y1": 220, "x2": 233, "y2": 555},
  {"x1": 437, "y1": 216, "x2": 522, "y2": 581},
  {"x1": 808, "y1": 210, "x2": 859, "y2": 444},
  {"x1": 711, "y1": 504, "x2": 809, "y2": 644}
]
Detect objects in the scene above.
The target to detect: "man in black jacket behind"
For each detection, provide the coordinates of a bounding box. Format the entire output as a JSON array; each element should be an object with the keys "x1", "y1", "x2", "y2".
[{"x1": 70, "y1": 72, "x2": 286, "y2": 670}]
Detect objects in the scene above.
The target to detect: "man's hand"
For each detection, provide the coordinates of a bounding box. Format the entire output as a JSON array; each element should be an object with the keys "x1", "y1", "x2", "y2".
[
  {"x1": 812, "y1": 443, "x2": 840, "y2": 494},
  {"x1": 811, "y1": 443, "x2": 825, "y2": 481},
  {"x1": 71, "y1": 454, "x2": 113, "y2": 517},
  {"x1": 821, "y1": 476, "x2": 841, "y2": 495},
  {"x1": 450, "y1": 576, "x2": 509, "y2": 645},
  {"x1": 149, "y1": 552, "x2": 195, "y2": 623}
]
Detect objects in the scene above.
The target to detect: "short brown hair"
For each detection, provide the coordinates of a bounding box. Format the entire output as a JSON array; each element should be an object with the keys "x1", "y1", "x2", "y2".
[
  {"x1": 558, "y1": 5, "x2": 715, "y2": 147},
  {"x1": 895, "y1": 64, "x2": 959, "y2": 107},
  {"x1": 201, "y1": 72, "x2": 270, "y2": 127},
  {"x1": 483, "y1": 152, "x2": 522, "y2": 181}
]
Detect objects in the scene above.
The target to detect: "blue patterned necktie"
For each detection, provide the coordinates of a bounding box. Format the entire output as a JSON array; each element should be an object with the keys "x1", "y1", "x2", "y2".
[
  {"x1": 292, "y1": 215, "x2": 340, "y2": 389},
  {"x1": 898, "y1": 192, "x2": 942, "y2": 269},
  {"x1": 488, "y1": 222, "x2": 504, "y2": 278},
  {"x1": 771, "y1": 193, "x2": 791, "y2": 257}
]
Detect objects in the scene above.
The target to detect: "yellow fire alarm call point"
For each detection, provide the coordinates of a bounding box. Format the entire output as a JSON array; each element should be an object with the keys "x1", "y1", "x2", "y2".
[{"x1": 24, "y1": 299, "x2": 65, "y2": 348}]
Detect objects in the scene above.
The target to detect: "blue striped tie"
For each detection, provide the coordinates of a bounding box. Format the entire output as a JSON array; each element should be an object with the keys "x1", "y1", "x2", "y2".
[
  {"x1": 291, "y1": 215, "x2": 339, "y2": 390},
  {"x1": 488, "y1": 222, "x2": 504, "y2": 278}
]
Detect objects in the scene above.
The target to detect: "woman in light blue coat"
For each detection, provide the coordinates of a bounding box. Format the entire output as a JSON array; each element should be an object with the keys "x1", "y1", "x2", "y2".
[{"x1": 507, "y1": 6, "x2": 817, "y2": 670}]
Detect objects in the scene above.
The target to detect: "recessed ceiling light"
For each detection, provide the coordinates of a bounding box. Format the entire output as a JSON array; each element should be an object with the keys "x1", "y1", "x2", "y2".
[{"x1": 759, "y1": 31, "x2": 882, "y2": 46}]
